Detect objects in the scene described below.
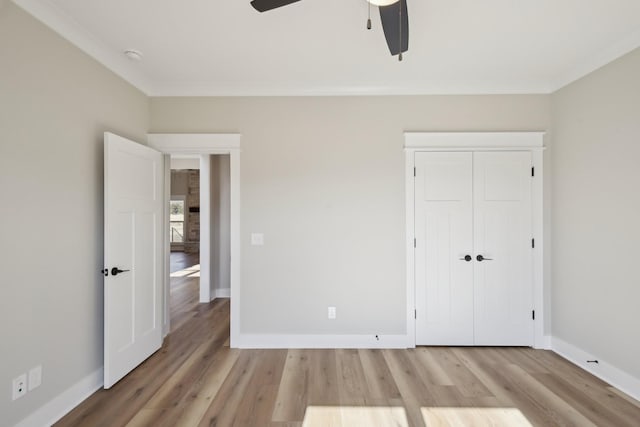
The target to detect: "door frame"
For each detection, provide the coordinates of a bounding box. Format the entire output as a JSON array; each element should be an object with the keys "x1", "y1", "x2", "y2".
[
  {"x1": 148, "y1": 133, "x2": 241, "y2": 347},
  {"x1": 404, "y1": 132, "x2": 547, "y2": 349}
]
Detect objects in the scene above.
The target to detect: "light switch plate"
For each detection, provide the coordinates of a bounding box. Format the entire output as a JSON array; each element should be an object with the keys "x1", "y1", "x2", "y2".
[
  {"x1": 251, "y1": 233, "x2": 264, "y2": 246},
  {"x1": 328, "y1": 306, "x2": 336, "y2": 319},
  {"x1": 28, "y1": 365, "x2": 42, "y2": 391}
]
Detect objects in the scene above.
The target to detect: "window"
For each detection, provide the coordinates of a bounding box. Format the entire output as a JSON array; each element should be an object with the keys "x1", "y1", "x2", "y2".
[{"x1": 170, "y1": 197, "x2": 185, "y2": 243}]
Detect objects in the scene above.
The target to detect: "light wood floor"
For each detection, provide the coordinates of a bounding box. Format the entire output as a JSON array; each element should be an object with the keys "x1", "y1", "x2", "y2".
[
  {"x1": 170, "y1": 251, "x2": 199, "y2": 273},
  {"x1": 56, "y1": 274, "x2": 640, "y2": 427}
]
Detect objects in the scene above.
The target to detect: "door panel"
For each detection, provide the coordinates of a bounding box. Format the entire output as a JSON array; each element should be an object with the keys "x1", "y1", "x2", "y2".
[
  {"x1": 415, "y1": 152, "x2": 474, "y2": 345},
  {"x1": 473, "y1": 151, "x2": 533, "y2": 345},
  {"x1": 104, "y1": 132, "x2": 163, "y2": 389}
]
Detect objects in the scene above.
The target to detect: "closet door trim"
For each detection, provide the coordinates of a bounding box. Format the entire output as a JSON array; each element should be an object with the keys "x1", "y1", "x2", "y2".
[{"x1": 404, "y1": 132, "x2": 546, "y2": 350}]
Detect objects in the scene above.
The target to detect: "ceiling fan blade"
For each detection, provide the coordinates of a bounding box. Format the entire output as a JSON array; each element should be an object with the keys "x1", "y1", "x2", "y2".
[
  {"x1": 379, "y1": 0, "x2": 409, "y2": 56},
  {"x1": 250, "y1": 0, "x2": 301, "y2": 12}
]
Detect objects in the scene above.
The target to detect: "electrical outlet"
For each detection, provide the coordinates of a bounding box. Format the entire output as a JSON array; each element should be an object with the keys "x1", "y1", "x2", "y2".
[
  {"x1": 328, "y1": 306, "x2": 336, "y2": 319},
  {"x1": 29, "y1": 365, "x2": 42, "y2": 391},
  {"x1": 12, "y1": 374, "x2": 27, "y2": 400}
]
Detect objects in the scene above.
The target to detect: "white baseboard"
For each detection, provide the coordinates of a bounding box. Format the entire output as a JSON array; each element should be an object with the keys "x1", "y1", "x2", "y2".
[
  {"x1": 14, "y1": 368, "x2": 103, "y2": 427},
  {"x1": 234, "y1": 334, "x2": 409, "y2": 349},
  {"x1": 551, "y1": 336, "x2": 640, "y2": 402},
  {"x1": 212, "y1": 287, "x2": 230, "y2": 299}
]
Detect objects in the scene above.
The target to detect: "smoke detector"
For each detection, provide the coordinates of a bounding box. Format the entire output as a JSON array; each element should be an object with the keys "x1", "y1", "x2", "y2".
[{"x1": 123, "y1": 49, "x2": 143, "y2": 61}]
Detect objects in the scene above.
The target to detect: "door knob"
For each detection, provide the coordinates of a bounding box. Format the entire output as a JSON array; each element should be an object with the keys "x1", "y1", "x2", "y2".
[
  {"x1": 476, "y1": 255, "x2": 493, "y2": 262},
  {"x1": 459, "y1": 255, "x2": 472, "y2": 262},
  {"x1": 111, "y1": 267, "x2": 130, "y2": 276}
]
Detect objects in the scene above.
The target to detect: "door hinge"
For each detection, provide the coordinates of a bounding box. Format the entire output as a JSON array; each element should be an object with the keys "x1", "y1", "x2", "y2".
[
  {"x1": 531, "y1": 238, "x2": 535, "y2": 249},
  {"x1": 531, "y1": 167, "x2": 535, "y2": 177},
  {"x1": 413, "y1": 167, "x2": 416, "y2": 177},
  {"x1": 414, "y1": 309, "x2": 417, "y2": 319},
  {"x1": 532, "y1": 310, "x2": 535, "y2": 320},
  {"x1": 414, "y1": 238, "x2": 416, "y2": 248}
]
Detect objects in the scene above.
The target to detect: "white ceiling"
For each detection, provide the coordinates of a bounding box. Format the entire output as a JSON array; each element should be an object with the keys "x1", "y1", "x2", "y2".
[{"x1": 14, "y1": 0, "x2": 640, "y2": 96}]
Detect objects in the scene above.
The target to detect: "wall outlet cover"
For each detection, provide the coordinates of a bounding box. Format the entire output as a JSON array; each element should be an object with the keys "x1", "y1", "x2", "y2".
[
  {"x1": 13, "y1": 373, "x2": 27, "y2": 400},
  {"x1": 328, "y1": 306, "x2": 336, "y2": 319}
]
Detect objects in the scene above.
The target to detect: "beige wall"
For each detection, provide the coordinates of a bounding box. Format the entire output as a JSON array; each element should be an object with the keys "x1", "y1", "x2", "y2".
[
  {"x1": 150, "y1": 95, "x2": 551, "y2": 335},
  {"x1": 0, "y1": 3, "x2": 149, "y2": 425},
  {"x1": 551, "y1": 48, "x2": 640, "y2": 379}
]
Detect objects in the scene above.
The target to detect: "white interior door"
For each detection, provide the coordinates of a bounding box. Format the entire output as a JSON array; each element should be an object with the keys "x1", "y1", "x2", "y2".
[
  {"x1": 473, "y1": 151, "x2": 533, "y2": 345},
  {"x1": 104, "y1": 132, "x2": 163, "y2": 389},
  {"x1": 415, "y1": 152, "x2": 474, "y2": 345}
]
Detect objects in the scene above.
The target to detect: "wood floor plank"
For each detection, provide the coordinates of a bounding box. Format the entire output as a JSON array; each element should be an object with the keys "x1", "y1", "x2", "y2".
[
  {"x1": 307, "y1": 349, "x2": 340, "y2": 407},
  {"x1": 138, "y1": 334, "x2": 224, "y2": 410},
  {"x1": 232, "y1": 350, "x2": 288, "y2": 426},
  {"x1": 494, "y1": 347, "x2": 551, "y2": 375},
  {"x1": 525, "y1": 350, "x2": 640, "y2": 422},
  {"x1": 452, "y1": 347, "x2": 561, "y2": 426},
  {"x1": 502, "y1": 364, "x2": 598, "y2": 427},
  {"x1": 336, "y1": 349, "x2": 371, "y2": 406},
  {"x1": 196, "y1": 350, "x2": 262, "y2": 427},
  {"x1": 412, "y1": 347, "x2": 454, "y2": 386},
  {"x1": 609, "y1": 386, "x2": 640, "y2": 409},
  {"x1": 125, "y1": 336, "x2": 234, "y2": 427},
  {"x1": 357, "y1": 349, "x2": 402, "y2": 401},
  {"x1": 271, "y1": 350, "x2": 311, "y2": 422},
  {"x1": 421, "y1": 406, "x2": 534, "y2": 427},
  {"x1": 382, "y1": 349, "x2": 438, "y2": 427},
  {"x1": 173, "y1": 347, "x2": 240, "y2": 426},
  {"x1": 428, "y1": 347, "x2": 493, "y2": 398},
  {"x1": 532, "y1": 372, "x2": 637, "y2": 426}
]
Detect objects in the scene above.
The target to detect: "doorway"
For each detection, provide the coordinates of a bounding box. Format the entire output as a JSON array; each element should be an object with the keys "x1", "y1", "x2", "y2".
[
  {"x1": 169, "y1": 157, "x2": 202, "y2": 325},
  {"x1": 147, "y1": 133, "x2": 241, "y2": 345}
]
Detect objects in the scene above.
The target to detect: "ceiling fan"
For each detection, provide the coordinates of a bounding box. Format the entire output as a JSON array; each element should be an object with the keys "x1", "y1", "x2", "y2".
[{"x1": 250, "y1": 0, "x2": 409, "y2": 61}]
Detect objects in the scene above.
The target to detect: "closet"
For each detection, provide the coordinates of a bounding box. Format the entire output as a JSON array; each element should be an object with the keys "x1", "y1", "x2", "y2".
[{"x1": 414, "y1": 150, "x2": 534, "y2": 346}]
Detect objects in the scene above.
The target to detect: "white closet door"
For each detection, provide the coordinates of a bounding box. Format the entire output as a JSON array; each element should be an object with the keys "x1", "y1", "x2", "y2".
[
  {"x1": 415, "y1": 152, "x2": 474, "y2": 345},
  {"x1": 473, "y1": 151, "x2": 533, "y2": 346}
]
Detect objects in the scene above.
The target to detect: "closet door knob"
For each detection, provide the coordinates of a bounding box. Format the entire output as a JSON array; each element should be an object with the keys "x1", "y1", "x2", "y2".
[
  {"x1": 459, "y1": 255, "x2": 472, "y2": 262},
  {"x1": 476, "y1": 255, "x2": 493, "y2": 262}
]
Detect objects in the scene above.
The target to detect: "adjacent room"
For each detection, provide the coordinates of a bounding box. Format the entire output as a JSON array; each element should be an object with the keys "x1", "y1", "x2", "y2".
[
  {"x1": 2, "y1": 0, "x2": 639, "y2": 426},
  {"x1": 170, "y1": 158, "x2": 200, "y2": 288}
]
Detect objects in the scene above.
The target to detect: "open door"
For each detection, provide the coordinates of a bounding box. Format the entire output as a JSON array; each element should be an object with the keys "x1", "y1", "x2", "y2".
[{"x1": 103, "y1": 132, "x2": 163, "y2": 389}]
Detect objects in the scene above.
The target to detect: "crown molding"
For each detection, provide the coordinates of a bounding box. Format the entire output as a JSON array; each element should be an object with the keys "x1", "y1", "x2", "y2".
[
  {"x1": 148, "y1": 81, "x2": 552, "y2": 97},
  {"x1": 12, "y1": 0, "x2": 154, "y2": 95}
]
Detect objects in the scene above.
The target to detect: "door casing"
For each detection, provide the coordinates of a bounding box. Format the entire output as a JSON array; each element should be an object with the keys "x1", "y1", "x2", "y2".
[
  {"x1": 404, "y1": 132, "x2": 546, "y2": 349},
  {"x1": 147, "y1": 133, "x2": 241, "y2": 347}
]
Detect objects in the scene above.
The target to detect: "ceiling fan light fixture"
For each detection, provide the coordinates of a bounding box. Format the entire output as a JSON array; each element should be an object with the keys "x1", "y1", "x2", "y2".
[{"x1": 367, "y1": 0, "x2": 399, "y2": 6}]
